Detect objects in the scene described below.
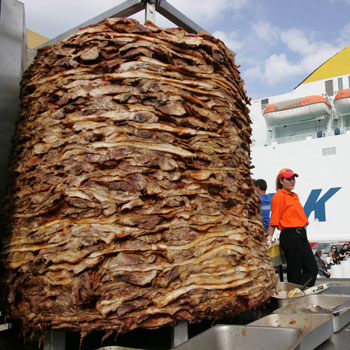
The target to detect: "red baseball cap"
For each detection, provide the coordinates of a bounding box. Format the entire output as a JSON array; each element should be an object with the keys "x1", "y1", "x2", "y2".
[{"x1": 278, "y1": 168, "x2": 299, "y2": 179}]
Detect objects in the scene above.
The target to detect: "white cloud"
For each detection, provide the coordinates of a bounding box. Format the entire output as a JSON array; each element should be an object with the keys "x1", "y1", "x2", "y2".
[
  {"x1": 168, "y1": 0, "x2": 250, "y2": 23},
  {"x1": 280, "y1": 28, "x2": 341, "y2": 59},
  {"x1": 243, "y1": 25, "x2": 343, "y2": 89},
  {"x1": 300, "y1": 47, "x2": 340, "y2": 73},
  {"x1": 21, "y1": 0, "x2": 128, "y2": 37},
  {"x1": 244, "y1": 66, "x2": 264, "y2": 81},
  {"x1": 279, "y1": 29, "x2": 342, "y2": 77},
  {"x1": 263, "y1": 53, "x2": 302, "y2": 85},
  {"x1": 280, "y1": 29, "x2": 314, "y2": 55},
  {"x1": 337, "y1": 22, "x2": 350, "y2": 46},
  {"x1": 327, "y1": 0, "x2": 350, "y2": 4},
  {"x1": 213, "y1": 30, "x2": 243, "y2": 51},
  {"x1": 252, "y1": 21, "x2": 279, "y2": 43}
]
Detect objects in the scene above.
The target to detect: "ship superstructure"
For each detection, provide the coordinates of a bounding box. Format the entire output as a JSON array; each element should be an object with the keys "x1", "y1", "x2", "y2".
[{"x1": 250, "y1": 47, "x2": 350, "y2": 242}]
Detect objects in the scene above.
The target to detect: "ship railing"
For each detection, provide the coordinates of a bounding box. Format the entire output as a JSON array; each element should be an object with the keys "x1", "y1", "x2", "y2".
[
  {"x1": 273, "y1": 132, "x2": 316, "y2": 145},
  {"x1": 254, "y1": 133, "x2": 313, "y2": 147},
  {"x1": 255, "y1": 127, "x2": 350, "y2": 147}
]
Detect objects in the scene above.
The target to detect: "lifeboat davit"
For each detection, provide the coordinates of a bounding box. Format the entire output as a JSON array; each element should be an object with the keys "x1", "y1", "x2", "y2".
[
  {"x1": 263, "y1": 95, "x2": 331, "y2": 127},
  {"x1": 334, "y1": 88, "x2": 350, "y2": 116}
]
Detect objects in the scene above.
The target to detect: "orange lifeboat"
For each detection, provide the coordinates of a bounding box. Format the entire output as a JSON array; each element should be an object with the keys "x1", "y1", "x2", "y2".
[
  {"x1": 334, "y1": 88, "x2": 350, "y2": 116},
  {"x1": 263, "y1": 95, "x2": 331, "y2": 127}
]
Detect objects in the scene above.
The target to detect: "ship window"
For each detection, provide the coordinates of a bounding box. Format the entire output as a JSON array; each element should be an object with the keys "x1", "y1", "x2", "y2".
[
  {"x1": 325, "y1": 80, "x2": 334, "y2": 96},
  {"x1": 338, "y1": 78, "x2": 343, "y2": 91},
  {"x1": 261, "y1": 98, "x2": 269, "y2": 110},
  {"x1": 345, "y1": 115, "x2": 350, "y2": 128},
  {"x1": 322, "y1": 147, "x2": 336, "y2": 156}
]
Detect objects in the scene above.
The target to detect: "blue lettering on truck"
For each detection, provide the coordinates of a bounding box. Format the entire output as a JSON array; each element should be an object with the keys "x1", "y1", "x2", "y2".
[
  {"x1": 268, "y1": 187, "x2": 341, "y2": 222},
  {"x1": 303, "y1": 187, "x2": 341, "y2": 222}
]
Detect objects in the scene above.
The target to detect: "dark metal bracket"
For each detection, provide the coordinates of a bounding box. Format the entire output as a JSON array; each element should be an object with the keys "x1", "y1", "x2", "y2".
[{"x1": 40, "y1": 0, "x2": 206, "y2": 47}]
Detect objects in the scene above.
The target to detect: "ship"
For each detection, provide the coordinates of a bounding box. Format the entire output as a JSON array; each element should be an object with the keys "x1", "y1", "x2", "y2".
[{"x1": 249, "y1": 46, "x2": 350, "y2": 244}]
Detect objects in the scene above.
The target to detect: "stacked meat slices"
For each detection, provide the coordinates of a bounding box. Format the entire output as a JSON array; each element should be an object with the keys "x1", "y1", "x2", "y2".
[{"x1": 2, "y1": 18, "x2": 277, "y2": 337}]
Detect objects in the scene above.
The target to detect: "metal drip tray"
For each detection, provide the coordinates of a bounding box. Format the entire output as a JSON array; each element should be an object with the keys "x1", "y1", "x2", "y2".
[
  {"x1": 319, "y1": 279, "x2": 350, "y2": 296},
  {"x1": 172, "y1": 324, "x2": 302, "y2": 350},
  {"x1": 95, "y1": 348, "x2": 145, "y2": 350},
  {"x1": 270, "y1": 282, "x2": 306, "y2": 308},
  {"x1": 249, "y1": 313, "x2": 334, "y2": 350},
  {"x1": 273, "y1": 295, "x2": 350, "y2": 332}
]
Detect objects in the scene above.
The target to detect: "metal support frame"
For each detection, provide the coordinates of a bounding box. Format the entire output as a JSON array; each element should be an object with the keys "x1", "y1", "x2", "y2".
[
  {"x1": 40, "y1": 0, "x2": 206, "y2": 48},
  {"x1": 171, "y1": 320, "x2": 188, "y2": 348},
  {"x1": 157, "y1": 1, "x2": 205, "y2": 33},
  {"x1": 145, "y1": 0, "x2": 156, "y2": 22},
  {"x1": 0, "y1": 0, "x2": 25, "y2": 198}
]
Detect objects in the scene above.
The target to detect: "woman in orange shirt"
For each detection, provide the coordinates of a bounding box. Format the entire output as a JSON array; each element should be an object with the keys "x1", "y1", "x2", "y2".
[{"x1": 267, "y1": 168, "x2": 317, "y2": 287}]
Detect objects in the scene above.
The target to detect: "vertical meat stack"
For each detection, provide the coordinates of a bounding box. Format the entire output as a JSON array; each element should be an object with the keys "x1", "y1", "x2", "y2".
[{"x1": 1, "y1": 18, "x2": 277, "y2": 336}]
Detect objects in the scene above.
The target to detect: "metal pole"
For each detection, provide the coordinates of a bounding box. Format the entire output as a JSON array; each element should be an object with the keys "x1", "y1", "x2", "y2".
[
  {"x1": 0, "y1": 0, "x2": 25, "y2": 198},
  {"x1": 157, "y1": 0, "x2": 206, "y2": 33},
  {"x1": 145, "y1": 0, "x2": 156, "y2": 23}
]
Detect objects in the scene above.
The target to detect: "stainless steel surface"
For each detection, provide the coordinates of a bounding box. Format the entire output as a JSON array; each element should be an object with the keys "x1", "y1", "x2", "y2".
[
  {"x1": 0, "y1": 323, "x2": 12, "y2": 331},
  {"x1": 315, "y1": 322, "x2": 350, "y2": 350},
  {"x1": 317, "y1": 279, "x2": 350, "y2": 296},
  {"x1": 43, "y1": 331, "x2": 65, "y2": 350},
  {"x1": 172, "y1": 324, "x2": 302, "y2": 350},
  {"x1": 270, "y1": 281, "x2": 306, "y2": 308},
  {"x1": 273, "y1": 295, "x2": 350, "y2": 332},
  {"x1": 332, "y1": 299, "x2": 350, "y2": 315},
  {"x1": 171, "y1": 320, "x2": 188, "y2": 348},
  {"x1": 249, "y1": 313, "x2": 334, "y2": 350},
  {"x1": 96, "y1": 347, "x2": 146, "y2": 350},
  {"x1": 0, "y1": 0, "x2": 25, "y2": 198},
  {"x1": 145, "y1": 0, "x2": 155, "y2": 23}
]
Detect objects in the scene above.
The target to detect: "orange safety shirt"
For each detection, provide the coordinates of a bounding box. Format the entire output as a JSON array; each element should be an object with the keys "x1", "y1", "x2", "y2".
[{"x1": 269, "y1": 189, "x2": 309, "y2": 231}]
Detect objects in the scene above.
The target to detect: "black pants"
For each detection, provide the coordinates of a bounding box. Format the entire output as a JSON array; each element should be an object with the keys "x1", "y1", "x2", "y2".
[{"x1": 280, "y1": 227, "x2": 318, "y2": 287}]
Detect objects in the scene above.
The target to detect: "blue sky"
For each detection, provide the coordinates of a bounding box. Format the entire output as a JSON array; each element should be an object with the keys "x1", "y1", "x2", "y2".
[{"x1": 20, "y1": 0, "x2": 350, "y2": 100}]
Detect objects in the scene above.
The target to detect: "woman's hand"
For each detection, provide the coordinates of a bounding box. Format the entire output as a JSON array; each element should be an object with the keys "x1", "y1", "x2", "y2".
[{"x1": 266, "y1": 235, "x2": 272, "y2": 248}]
